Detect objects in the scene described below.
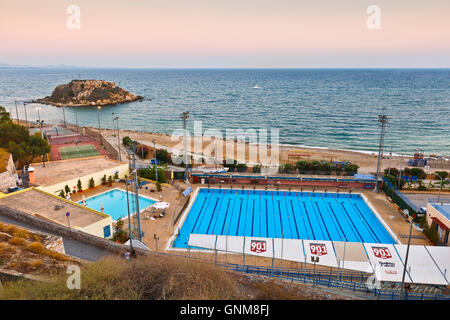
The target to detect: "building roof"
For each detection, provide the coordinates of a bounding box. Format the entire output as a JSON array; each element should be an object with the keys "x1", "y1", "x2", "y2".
[
  {"x1": 31, "y1": 156, "x2": 123, "y2": 186},
  {"x1": 0, "y1": 188, "x2": 108, "y2": 228},
  {"x1": 431, "y1": 203, "x2": 450, "y2": 221}
]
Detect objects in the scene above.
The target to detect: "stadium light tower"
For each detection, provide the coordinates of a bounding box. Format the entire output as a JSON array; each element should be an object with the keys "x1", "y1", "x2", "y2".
[
  {"x1": 374, "y1": 115, "x2": 388, "y2": 193},
  {"x1": 181, "y1": 111, "x2": 190, "y2": 183}
]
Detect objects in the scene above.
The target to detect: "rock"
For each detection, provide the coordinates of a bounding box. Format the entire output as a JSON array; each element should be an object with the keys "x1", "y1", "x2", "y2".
[{"x1": 34, "y1": 79, "x2": 143, "y2": 107}]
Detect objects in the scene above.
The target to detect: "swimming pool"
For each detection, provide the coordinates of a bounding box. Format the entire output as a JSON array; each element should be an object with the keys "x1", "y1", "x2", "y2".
[
  {"x1": 173, "y1": 189, "x2": 395, "y2": 248},
  {"x1": 79, "y1": 188, "x2": 156, "y2": 220}
]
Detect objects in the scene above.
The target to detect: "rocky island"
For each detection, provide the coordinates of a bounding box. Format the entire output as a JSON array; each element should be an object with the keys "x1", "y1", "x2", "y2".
[{"x1": 35, "y1": 80, "x2": 143, "y2": 107}]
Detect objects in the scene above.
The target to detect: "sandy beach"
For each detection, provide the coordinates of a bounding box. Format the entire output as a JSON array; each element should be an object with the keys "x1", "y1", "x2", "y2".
[{"x1": 96, "y1": 127, "x2": 431, "y2": 174}]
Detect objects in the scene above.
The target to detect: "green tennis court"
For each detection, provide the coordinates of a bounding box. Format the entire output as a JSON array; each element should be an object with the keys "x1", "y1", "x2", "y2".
[{"x1": 58, "y1": 144, "x2": 100, "y2": 160}]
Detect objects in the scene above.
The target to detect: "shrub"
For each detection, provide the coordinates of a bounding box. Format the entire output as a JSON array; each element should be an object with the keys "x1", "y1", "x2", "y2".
[
  {"x1": 137, "y1": 144, "x2": 150, "y2": 159},
  {"x1": 435, "y1": 171, "x2": 449, "y2": 180},
  {"x1": 64, "y1": 185, "x2": 71, "y2": 195},
  {"x1": 403, "y1": 167, "x2": 426, "y2": 179},
  {"x1": 281, "y1": 163, "x2": 296, "y2": 173},
  {"x1": 8, "y1": 237, "x2": 27, "y2": 246},
  {"x1": 138, "y1": 167, "x2": 167, "y2": 183},
  {"x1": 417, "y1": 180, "x2": 428, "y2": 191},
  {"x1": 26, "y1": 242, "x2": 46, "y2": 254},
  {"x1": 122, "y1": 136, "x2": 132, "y2": 147},
  {"x1": 384, "y1": 167, "x2": 400, "y2": 177},
  {"x1": 344, "y1": 163, "x2": 359, "y2": 174},
  {"x1": 295, "y1": 160, "x2": 309, "y2": 171},
  {"x1": 58, "y1": 190, "x2": 65, "y2": 198},
  {"x1": 114, "y1": 172, "x2": 119, "y2": 180},
  {"x1": 156, "y1": 149, "x2": 171, "y2": 164},
  {"x1": 252, "y1": 164, "x2": 262, "y2": 173},
  {"x1": 30, "y1": 259, "x2": 43, "y2": 269},
  {"x1": 13, "y1": 228, "x2": 30, "y2": 239},
  {"x1": 107, "y1": 175, "x2": 113, "y2": 186},
  {"x1": 77, "y1": 179, "x2": 82, "y2": 192},
  {"x1": 236, "y1": 163, "x2": 248, "y2": 172},
  {"x1": 156, "y1": 182, "x2": 162, "y2": 192},
  {"x1": 101, "y1": 174, "x2": 107, "y2": 185},
  {"x1": 89, "y1": 177, "x2": 95, "y2": 188}
]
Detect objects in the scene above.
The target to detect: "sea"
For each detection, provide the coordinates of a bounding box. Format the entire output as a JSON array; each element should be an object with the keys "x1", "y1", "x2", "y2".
[{"x1": 0, "y1": 68, "x2": 449, "y2": 155}]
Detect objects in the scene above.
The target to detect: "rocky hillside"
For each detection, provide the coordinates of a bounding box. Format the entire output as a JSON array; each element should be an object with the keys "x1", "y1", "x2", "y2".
[{"x1": 35, "y1": 80, "x2": 143, "y2": 107}]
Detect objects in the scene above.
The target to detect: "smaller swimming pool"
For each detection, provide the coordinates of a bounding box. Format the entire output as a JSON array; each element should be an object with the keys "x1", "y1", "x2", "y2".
[{"x1": 79, "y1": 188, "x2": 156, "y2": 220}]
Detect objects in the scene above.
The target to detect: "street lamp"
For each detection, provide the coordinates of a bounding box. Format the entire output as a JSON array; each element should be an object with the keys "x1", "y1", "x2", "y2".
[
  {"x1": 435, "y1": 173, "x2": 448, "y2": 203},
  {"x1": 23, "y1": 102, "x2": 28, "y2": 124},
  {"x1": 180, "y1": 111, "x2": 190, "y2": 183},
  {"x1": 113, "y1": 114, "x2": 121, "y2": 162},
  {"x1": 35, "y1": 107, "x2": 43, "y2": 138},
  {"x1": 374, "y1": 115, "x2": 388, "y2": 193},
  {"x1": 97, "y1": 106, "x2": 103, "y2": 145}
]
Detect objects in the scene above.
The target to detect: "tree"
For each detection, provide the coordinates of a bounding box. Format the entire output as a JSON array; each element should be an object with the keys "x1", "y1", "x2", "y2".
[
  {"x1": 236, "y1": 163, "x2": 248, "y2": 172},
  {"x1": 107, "y1": 175, "x2": 113, "y2": 186},
  {"x1": 77, "y1": 179, "x2": 82, "y2": 192},
  {"x1": 138, "y1": 166, "x2": 167, "y2": 183},
  {"x1": 295, "y1": 160, "x2": 309, "y2": 172},
  {"x1": 122, "y1": 136, "x2": 132, "y2": 147},
  {"x1": 8, "y1": 133, "x2": 51, "y2": 168},
  {"x1": 64, "y1": 185, "x2": 71, "y2": 195},
  {"x1": 0, "y1": 106, "x2": 11, "y2": 123},
  {"x1": 89, "y1": 177, "x2": 95, "y2": 188},
  {"x1": 0, "y1": 121, "x2": 30, "y2": 148},
  {"x1": 344, "y1": 163, "x2": 359, "y2": 174},
  {"x1": 156, "y1": 149, "x2": 171, "y2": 164}
]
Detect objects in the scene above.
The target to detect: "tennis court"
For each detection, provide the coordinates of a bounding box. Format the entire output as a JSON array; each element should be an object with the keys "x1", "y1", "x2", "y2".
[{"x1": 58, "y1": 144, "x2": 100, "y2": 160}]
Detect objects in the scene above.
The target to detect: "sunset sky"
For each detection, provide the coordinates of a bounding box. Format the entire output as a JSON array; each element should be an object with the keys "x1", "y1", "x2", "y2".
[{"x1": 1, "y1": 0, "x2": 450, "y2": 68}]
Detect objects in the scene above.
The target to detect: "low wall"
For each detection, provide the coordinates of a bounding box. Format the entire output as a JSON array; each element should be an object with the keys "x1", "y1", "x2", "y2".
[{"x1": 37, "y1": 161, "x2": 129, "y2": 196}]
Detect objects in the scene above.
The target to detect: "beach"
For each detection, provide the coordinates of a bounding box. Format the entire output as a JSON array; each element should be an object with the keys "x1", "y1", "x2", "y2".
[{"x1": 98, "y1": 127, "x2": 430, "y2": 173}]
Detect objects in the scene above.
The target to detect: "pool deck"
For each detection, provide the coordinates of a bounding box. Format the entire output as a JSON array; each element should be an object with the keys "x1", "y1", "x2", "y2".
[
  {"x1": 0, "y1": 188, "x2": 107, "y2": 228},
  {"x1": 31, "y1": 156, "x2": 124, "y2": 187}
]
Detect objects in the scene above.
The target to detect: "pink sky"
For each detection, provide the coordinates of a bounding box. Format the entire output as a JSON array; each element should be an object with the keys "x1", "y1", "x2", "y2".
[{"x1": 1, "y1": 0, "x2": 450, "y2": 67}]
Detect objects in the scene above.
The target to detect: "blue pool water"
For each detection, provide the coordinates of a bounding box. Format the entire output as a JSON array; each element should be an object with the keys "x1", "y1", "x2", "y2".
[
  {"x1": 80, "y1": 189, "x2": 156, "y2": 220},
  {"x1": 173, "y1": 189, "x2": 395, "y2": 248}
]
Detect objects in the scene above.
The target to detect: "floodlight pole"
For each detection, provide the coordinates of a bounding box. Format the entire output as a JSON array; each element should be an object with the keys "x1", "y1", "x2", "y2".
[
  {"x1": 153, "y1": 140, "x2": 157, "y2": 181},
  {"x1": 374, "y1": 115, "x2": 388, "y2": 193},
  {"x1": 15, "y1": 100, "x2": 19, "y2": 124},
  {"x1": 132, "y1": 150, "x2": 142, "y2": 241},
  {"x1": 181, "y1": 111, "x2": 190, "y2": 183},
  {"x1": 62, "y1": 105, "x2": 67, "y2": 127},
  {"x1": 125, "y1": 179, "x2": 133, "y2": 254},
  {"x1": 74, "y1": 108, "x2": 79, "y2": 133},
  {"x1": 400, "y1": 215, "x2": 413, "y2": 300},
  {"x1": 36, "y1": 107, "x2": 43, "y2": 138},
  {"x1": 113, "y1": 114, "x2": 121, "y2": 162}
]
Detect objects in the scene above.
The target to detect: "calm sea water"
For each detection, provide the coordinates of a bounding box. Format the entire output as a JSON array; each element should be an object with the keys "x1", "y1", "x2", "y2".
[{"x1": 0, "y1": 68, "x2": 449, "y2": 154}]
